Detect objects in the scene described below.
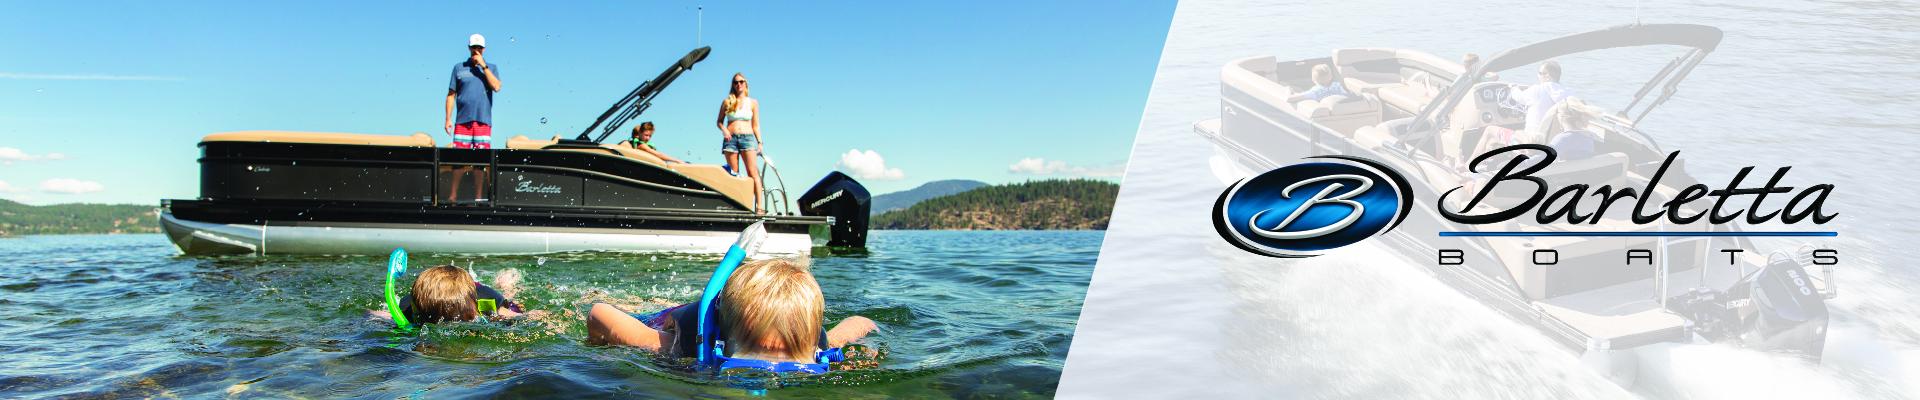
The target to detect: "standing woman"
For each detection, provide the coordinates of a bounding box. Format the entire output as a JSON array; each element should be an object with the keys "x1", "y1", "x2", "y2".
[{"x1": 715, "y1": 72, "x2": 765, "y2": 213}]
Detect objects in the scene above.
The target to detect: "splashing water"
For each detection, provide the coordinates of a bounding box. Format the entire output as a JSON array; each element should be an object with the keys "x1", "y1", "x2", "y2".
[{"x1": 0, "y1": 231, "x2": 1099, "y2": 398}]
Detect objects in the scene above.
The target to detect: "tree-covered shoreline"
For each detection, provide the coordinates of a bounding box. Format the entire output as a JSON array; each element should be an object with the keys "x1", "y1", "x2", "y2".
[
  {"x1": 871, "y1": 179, "x2": 1117, "y2": 230},
  {"x1": 0, "y1": 200, "x2": 159, "y2": 237}
]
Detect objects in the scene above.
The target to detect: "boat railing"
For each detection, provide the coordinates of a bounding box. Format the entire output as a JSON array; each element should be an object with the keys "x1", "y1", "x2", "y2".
[
  {"x1": 759, "y1": 153, "x2": 793, "y2": 215},
  {"x1": 1789, "y1": 243, "x2": 1839, "y2": 299}
]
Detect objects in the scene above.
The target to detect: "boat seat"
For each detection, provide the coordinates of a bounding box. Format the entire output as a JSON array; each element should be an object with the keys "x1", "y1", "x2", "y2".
[
  {"x1": 505, "y1": 135, "x2": 668, "y2": 165},
  {"x1": 505, "y1": 135, "x2": 561, "y2": 150},
  {"x1": 1332, "y1": 48, "x2": 1462, "y2": 114},
  {"x1": 1376, "y1": 74, "x2": 1446, "y2": 113},
  {"x1": 1295, "y1": 93, "x2": 1383, "y2": 136},
  {"x1": 503, "y1": 136, "x2": 758, "y2": 209},
  {"x1": 202, "y1": 131, "x2": 436, "y2": 147},
  {"x1": 667, "y1": 164, "x2": 755, "y2": 208},
  {"x1": 1332, "y1": 48, "x2": 1403, "y2": 85}
]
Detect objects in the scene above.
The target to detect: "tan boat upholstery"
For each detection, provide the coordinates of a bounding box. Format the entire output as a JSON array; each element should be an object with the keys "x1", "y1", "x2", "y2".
[
  {"x1": 1295, "y1": 93, "x2": 1384, "y2": 136},
  {"x1": 668, "y1": 164, "x2": 755, "y2": 208},
  {"x1": 505, "y1": 135, "x2": 561, "y2": 150},
  {"x1": 1333, "y1": 48, "x2": 1465, "y2": 113},
  {"x1": 202, "y1": 131, "x2": 437, "y2": 147},
  {"x1": 1332, "y1": 48, "x2": 1404, "y2": 86},
  {"x1": 503, "y1": 135, "x2": 756, "y2": 208}
]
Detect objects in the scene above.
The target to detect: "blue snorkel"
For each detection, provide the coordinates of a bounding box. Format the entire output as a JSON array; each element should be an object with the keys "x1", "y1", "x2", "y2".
[
  {"x1": 693, "y1": 221, "x2": 846, "y2": 374},
  {"x1": 384, "y1": 248, "x2": 412, "y2": 332}
]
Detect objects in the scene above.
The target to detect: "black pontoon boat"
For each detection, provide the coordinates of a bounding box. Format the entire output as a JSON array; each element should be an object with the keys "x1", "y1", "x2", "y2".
[{"x1": 162, "y1": 47, "x2": 870, "y2": 256}]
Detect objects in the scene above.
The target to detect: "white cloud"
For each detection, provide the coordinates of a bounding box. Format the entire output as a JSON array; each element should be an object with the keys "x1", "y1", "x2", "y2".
[
  {"x1": 0, "y1": 180, "x2": 15, "y2": 193},
  {"x1": 1007, "y1": 157, "x2": 1125, "y2": 178},
  {"x1": 0, "y1": 147, "x2": 66, "y2": 165},
  {"x1": 835, "y1": 149, "x2": 905, "y2": 181},
  {"x1": 39, "y1": 178, "x2": 104, "y2": 194},
  {"x1": 0, "y1": 72, "x2": 185, "y2": 81}
]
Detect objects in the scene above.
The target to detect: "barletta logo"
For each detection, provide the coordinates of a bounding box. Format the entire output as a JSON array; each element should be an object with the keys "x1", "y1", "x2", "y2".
[{"x1": 1213, "y1": 156, "x2": 1414, "y2": 258}]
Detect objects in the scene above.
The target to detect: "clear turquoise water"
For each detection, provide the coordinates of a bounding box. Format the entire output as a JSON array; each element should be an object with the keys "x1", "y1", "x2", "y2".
[{"x1": 0, "y1": 230, "x2": 1099, "y2": 398}]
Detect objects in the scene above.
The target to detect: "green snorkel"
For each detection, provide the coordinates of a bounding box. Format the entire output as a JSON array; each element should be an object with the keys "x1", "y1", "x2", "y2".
[{"x1": 384, "y1": 248, "x2": 412, "y2": 331}]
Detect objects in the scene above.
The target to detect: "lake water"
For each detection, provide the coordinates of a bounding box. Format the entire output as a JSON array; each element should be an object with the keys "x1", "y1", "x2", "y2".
[
  {"x1": 1062, "y1": 0, "x2": 1920, "y2": 398},
  {"x1": 0, "y1": 230, "x2": 1098, "y2": 398}
]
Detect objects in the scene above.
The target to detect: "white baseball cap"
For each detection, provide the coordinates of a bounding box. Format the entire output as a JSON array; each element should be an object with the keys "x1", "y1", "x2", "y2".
[{"x1": 468, "y1": 34, "x2": 486, "y2": 48}]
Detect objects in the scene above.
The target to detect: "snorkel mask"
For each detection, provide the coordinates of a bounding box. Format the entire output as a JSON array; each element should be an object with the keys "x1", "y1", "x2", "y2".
[
  {"x1": 383, "y1": 249, "x2": 501, "y2": 330},
  {"x1": 694, "y1": 221, "x2": 847, "y2": 374}
]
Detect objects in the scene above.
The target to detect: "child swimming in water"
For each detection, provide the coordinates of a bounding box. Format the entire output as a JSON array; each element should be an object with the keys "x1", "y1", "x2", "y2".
[
  {"x1": 373, "y1": 265, "x2": 528, "y2": 323},
  {"x1": 586, "y1": 258, "x2": 877, "y2": 364}
]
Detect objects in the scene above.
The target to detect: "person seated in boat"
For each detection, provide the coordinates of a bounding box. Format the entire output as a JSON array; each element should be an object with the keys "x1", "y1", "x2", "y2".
[
  {"x1": 1463, "y1": 60, "x2": 1573, "y2": 165},
  {"x1": 622, "y1": 122, "x2": 686, "y2": 164},
  {"x1": 1510, "y1": 60, "x2": 1573, "y2": 135},
  {"x1": 1465, "y1": 97, "x2": 1595, "y2": 164},
  {"x1": 1452, "y1": 98, "x2": 1603, "y2": 201},
  {"x1": 585, "y1": 258, "x2": 878, "y2": 369},
  {"x1": 1544, "y1": 99, "x2": 1601, "y2": 160},
  {"x1": 1286, "y1": 64, "x2": 1352, "y2": 104},
  {"x1": 372, "y1": 265, "x2": 528, "y2": 323}
]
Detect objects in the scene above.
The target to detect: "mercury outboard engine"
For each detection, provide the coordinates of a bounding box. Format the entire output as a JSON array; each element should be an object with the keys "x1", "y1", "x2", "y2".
[
  {"x1": 1742, "y1": 254, "x2": 1830, "y2": 359},
  {"x1": 798, "y1": 171, "x2": 870, "y2": 248},
  {"x1": 1669, "y1": 253, "x2": 1829, "y2": 360}
]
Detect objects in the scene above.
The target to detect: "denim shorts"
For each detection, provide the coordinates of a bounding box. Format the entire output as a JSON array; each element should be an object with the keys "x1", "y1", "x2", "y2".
[{"x1": 721, "y1": 133, "x2": 759, "y2": 153}]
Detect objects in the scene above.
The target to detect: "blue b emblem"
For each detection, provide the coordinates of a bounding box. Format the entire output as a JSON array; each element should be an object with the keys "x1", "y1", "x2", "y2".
[{"x1": 1213, "y1": 156, "x2": 1413, "y2": 258}]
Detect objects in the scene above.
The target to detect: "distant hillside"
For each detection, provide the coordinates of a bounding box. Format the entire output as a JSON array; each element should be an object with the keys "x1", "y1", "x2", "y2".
[
  {"x1": 870, "y1": 179, "x2": 988, "y2": 215},
  {"x1": 0, "y1": 200, "x2": 159, "y2": 236},
  {"x1": 872, "y1": 179, "x2": 1117, "y2": 230}
]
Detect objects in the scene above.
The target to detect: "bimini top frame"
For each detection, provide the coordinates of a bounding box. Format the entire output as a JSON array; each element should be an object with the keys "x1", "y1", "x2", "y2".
[{"x1": 1412, "y1": 23, "x2": 1724, "y2": 133}]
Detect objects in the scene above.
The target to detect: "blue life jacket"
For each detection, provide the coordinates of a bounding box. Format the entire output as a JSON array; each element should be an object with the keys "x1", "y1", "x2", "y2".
[{"x1": 692, "y1": 234, "x2": 846, "y2": 373}]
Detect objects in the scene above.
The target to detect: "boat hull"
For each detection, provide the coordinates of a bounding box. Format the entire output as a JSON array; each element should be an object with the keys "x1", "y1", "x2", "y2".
[{"x1": 161, "y1": 210, "x2": 822, "y2": 256}]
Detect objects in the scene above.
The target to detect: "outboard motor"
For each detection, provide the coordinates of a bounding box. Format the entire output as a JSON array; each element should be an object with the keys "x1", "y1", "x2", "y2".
[
  {"x1": 1743, "y1": 254, "x2": 1830, "y2": 359},
  {"x1": 798, "y1": 171, "x2": 870, "y2": 248}
]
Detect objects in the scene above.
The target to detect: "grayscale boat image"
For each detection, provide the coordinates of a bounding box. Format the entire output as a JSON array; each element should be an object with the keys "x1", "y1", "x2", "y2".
[
  {"x1": 1193, "y1": 24, "x2": 1835, "y2": 384},
  {"x1": 161, "y1": 47, "x2": 871, "y2": 257}
]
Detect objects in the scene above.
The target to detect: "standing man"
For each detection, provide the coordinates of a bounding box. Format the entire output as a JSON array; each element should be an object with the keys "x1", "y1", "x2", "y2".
[
  {"x1": 445, "y1": 33, "x2": 503, "y2": 203},
  {"x1": 446, "y1": 33, "x2": 503, "y2": 147}
]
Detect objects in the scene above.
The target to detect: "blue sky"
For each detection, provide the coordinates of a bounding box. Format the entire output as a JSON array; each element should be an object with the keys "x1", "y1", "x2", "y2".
[{"x1": 0, "y1": 1, "x2": 1172, "y2": 205}]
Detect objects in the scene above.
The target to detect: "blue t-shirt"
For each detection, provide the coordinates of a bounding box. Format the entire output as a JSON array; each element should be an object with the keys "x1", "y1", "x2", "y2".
[
  {"x1": 1301, "y1": 82, "x2": 1351, "y2": 101},
  {"x1": 449, "y1": 61, "x2": 499, "y2": 125},
  {"x1": 1549, "y1": 130, "x2": 1600, "y2": 160}
]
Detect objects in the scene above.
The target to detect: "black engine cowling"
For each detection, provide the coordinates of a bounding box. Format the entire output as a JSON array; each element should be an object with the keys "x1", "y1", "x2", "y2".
[
  {"x1": 797, "y1": 171, "x2": 870, "y2": 248},
  {"x1": 1669, "y1": 254, "x2": 1829, "y2": 360},
  {"x1": 1746, "y1": 255, "x2": 1829, "y2": 359}
]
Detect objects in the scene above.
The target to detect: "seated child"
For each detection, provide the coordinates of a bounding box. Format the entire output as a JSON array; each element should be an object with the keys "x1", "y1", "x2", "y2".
[
  {"x1": 585, "y1": 258, "x2": 877, "y2": 365},
  {"x1": 1287, "y1": 64, "x2": 1352, "y2": 104},
  {"x1": 625, "y1": 121, "x2": 687, "y2": 164},
  {"x1": 376, "y1": 265, "x2": 527, "y2": 323}
]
